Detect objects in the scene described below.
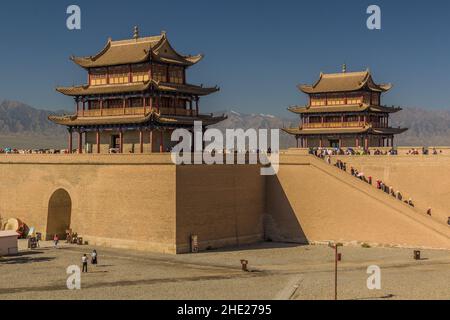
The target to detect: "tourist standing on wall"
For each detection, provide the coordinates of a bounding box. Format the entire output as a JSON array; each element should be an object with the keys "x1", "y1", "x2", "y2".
[
  {"x1": 53, "y1": 234, "x2": 59, "y2": 248},
  {"x1": 82, "y1": 254, "x2": 88, "y2": 273},
  {"x1": 91, "y1": 250, "x2": 98, "y2": 265}
]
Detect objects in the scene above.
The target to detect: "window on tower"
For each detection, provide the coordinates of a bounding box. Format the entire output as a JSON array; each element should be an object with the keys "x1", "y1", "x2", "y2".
[
  {"x1": 152, "y1": 64, "x2": 168, "y2": 82},
  {"x1": 109, "y1": 66, "x2": 129, "y2": 84},
  {"x1": 169, "y1": 66, "x2": 184, "y2": 84},
  {"x1": 132, "y1": 63, "x2": 150, "y2": 82},
  {"x1": 90, "y1": 68, "x2": 107, "y2": 86}
]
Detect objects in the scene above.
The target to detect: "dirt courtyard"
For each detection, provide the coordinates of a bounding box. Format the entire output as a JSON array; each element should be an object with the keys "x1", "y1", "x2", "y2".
[{"x1": 0, "y1": 241, "x2": 449, "y2": 300}]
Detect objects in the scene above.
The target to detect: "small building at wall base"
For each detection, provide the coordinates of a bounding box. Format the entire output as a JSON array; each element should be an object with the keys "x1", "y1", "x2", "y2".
[
  {"x1": 0, "y1": 231, "x2": 19, "y2": 256},
  {"x1": 49, "y1": 27, "x2": 226, "y2": 154},
  {"x1": 283, "y1": 66, "x2": 408, "y2": 149}
]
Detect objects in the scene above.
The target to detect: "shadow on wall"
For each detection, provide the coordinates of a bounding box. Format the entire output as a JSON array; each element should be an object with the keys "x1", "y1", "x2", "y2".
[
  {"x1": 46, "y1": 189, "x2": 72, "y2": 241},
  {"x1": 265, "y1": 174, "x2": 309, "y2": 244}
]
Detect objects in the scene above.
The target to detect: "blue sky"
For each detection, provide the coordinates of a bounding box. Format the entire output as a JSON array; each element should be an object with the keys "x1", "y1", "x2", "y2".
[{"x1": 1, "y1": 0, "x2": 450, "y2": 117}]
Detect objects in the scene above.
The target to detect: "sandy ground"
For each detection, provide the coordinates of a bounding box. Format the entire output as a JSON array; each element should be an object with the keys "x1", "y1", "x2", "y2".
[{"x1": 0, "y1": 241, "x2": 449, "y2": 300}]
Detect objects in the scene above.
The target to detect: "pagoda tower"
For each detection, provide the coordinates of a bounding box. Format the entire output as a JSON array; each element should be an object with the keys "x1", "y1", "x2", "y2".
[
  {"x1": 283, "y1": 66, "x2": 408, "y2": 149},
  {"x1": 50, "y1": 27, "x2": 226, "y2": 154}
]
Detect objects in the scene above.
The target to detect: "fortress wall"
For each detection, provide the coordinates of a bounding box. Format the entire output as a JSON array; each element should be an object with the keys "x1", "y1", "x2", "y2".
[
  {"x1": 0, "y1": 155, "x2": 266, "y2": 254},
  {"x1": 0, "y1": 154, "x2": 178, "y2": 253},
  {"x1": 175, "y1": 165, "x2": 265, "y2": 253},
  {"x1": 266, "y1": 154, "x2": 450, "y2": 249},
  {"x1": 333, "y1": 155, "x2": 450, "y2": 226}
]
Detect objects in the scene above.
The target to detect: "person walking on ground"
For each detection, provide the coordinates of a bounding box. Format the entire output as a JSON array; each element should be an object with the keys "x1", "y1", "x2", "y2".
[
  {"x1": 91, "y1": 250, "x2": 98, "y2": 265},
  {"x1": 53, "y1": 234, "x2": 59, "y2": 248},
  {"x1": 82, "y1": 254, "x2": 88, "y2": 273}
]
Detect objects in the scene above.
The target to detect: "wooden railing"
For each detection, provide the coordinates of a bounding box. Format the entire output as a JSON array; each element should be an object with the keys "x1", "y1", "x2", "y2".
[
  {"x1": 303, "y1": 122, "x2": 366, "y2": 129},
  {"x1": 78, "y1": 107, "x2": 198, "y2": 117},
  {"x1": 158, "y1": 108, "x2": 198, "y2": 117}
]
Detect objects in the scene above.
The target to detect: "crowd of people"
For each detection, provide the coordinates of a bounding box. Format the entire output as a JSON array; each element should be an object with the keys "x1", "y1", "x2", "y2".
[
  {"x1": 406, "y1": 147, "x2": 441, "y2": 155},
  {"x1": 0, "y1": 148, "x2": 67, "y2": 154},
  {"x1": 310, "y1": 147, "x2": 444, "y2": 157},
  {"x1": 326, "y1": 157, "x2": 432, "y2": 215},
  {"x1": 312, "y1": 147, "x2": 439, "y2": 216}
]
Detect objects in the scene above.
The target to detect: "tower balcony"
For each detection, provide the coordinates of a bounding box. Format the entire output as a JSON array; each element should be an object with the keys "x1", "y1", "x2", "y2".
[
  {"x1": 303, "y1": 121, "x2": 367, "y2": 129},
  {"x1": 77, "y1": 106, "x2": 199, "y2": 118}
]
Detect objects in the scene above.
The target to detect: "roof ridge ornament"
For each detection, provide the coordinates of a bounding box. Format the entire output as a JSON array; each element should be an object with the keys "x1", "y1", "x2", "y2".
[
  {"x1": 133, "y1": 26, "x2": 139, "y2": 40},
  {"x1": 342, "y1": 64, "x2": 347, "y2": 73}
]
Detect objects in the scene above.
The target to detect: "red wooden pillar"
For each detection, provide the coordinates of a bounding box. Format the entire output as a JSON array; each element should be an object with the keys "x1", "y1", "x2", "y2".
[
  {"x1": 77, "y1": 131, "x2": 83, "y2": 154},
  {"x1": 68, "y1": 130, "x2": 73, "y2": 154},
  {"x1": 173, "y1": 96, "x2": 177, "y2": 115},
  {"x1": 143, "y1": 95, "x2": 146, "y2": 114},
  {"x1": 355, "y1": 136, "x2": 360, "y2": 148},
  {"x1": 195, "y1": 97, "x2": 199, "y2": 116},
  {"x1": 320, "y1": 136, "x2": 323, "y2": 148},
  {"x1": 96, "y1": 130, "x2": 101, "y2": 154},
  {"x1": 364, "y1": 136, "x2": 369, "y2": 150},
  {"x1": 119, "y1": 130, "x2": 124, "y2": 154},
  {"x1": 100, "y1": 99, "x2": 104, "y2": 116},
  {"x1": 75, "y1": 98, "x2": 79, "y2": 114},
  {"x1": 123, "y1": 98, "x2": 127, "y2": 115},
  {"x1": 160, "y1": 130, "x2": 164, "y2": 153},
  {"x1": 149, "y1": 130, "x2": 154, "y2": 153},
  {"x1": 139, "y1": 130, "x2": 144, "y2": 154},
  {"x1": 128, "y1": 64, "x2": 132, "y2": 83},
  {"x1": 82, "y1": 99, "x2": 86, "y2": 117},
  {"x1": 304, "y1": 137, "x2": 308, "y2": 148}
]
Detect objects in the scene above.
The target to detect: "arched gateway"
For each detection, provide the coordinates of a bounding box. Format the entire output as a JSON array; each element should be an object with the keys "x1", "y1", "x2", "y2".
[{"x1": 46, "y1": 189, "x2": 72, "y2": 240}]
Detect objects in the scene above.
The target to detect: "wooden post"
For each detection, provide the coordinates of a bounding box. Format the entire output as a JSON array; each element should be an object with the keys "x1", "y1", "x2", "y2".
[
  {"x1": 173, "y1": 96, "x2": 177, "y2": 115},
  {"x1": 296, "y1": 136, "x2": 299, "y2": 148},
  {"x1": 96, "y1": 130, "x2": 101, "y2": 154},
  {"x1": 75, "y1": 98, "x2": 79, "y2": 114},
  {"x1": 139, "y1": 129, "x2": 144, "y2": 154},
  {"x1": 128, "y1": 64, "x2": 132, "y2": 83},
  {"x1": 123, "y1": 97, "x2": 126, "y2": 115},
  {"x1": 143, "y1": 95, "x2": 146, "y2": 114},
  {"x1": 149, "y1": 130, "x2": 154, "y2": 153},
  {"x1": 160, "y1": 130, "x2": 164, "y2": 153},
  {"x1": 195, "y1": 97, "x2": 199, "y2": 116},
  {"x1": 68, "y1": 129, "x2": 73, "y2": 154},
  {"x1": 100, "y1": 99, "x2": 104, "y2": 116},
  {"x1": 119, "y1": 130, "x2": 124, "y2": 154},
  {"x1": 77, "y1": 131, "x2": 83, "y2": 154}
]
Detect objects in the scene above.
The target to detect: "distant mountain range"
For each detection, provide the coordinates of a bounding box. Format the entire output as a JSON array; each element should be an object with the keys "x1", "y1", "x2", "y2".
[{"x1": 0, "y1": 99, "x2": 450, "y2": 148}]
